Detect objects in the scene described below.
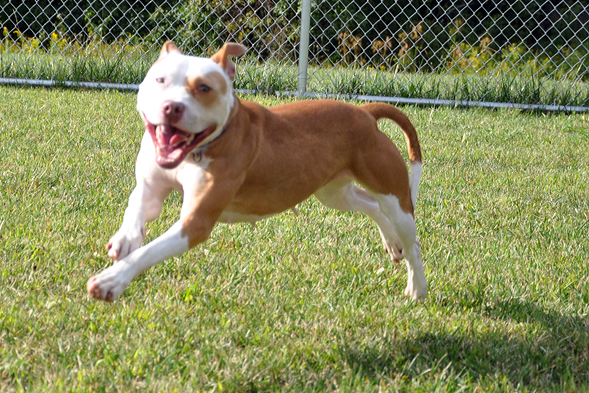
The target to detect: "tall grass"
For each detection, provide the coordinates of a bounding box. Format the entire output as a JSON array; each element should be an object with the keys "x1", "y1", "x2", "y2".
[{"x1": 1, "y1": 36, "x2": 589, "y2": 107}]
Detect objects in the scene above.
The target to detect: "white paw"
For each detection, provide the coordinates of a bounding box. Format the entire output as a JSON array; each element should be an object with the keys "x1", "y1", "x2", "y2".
[
  {"x1": 405, "y1": 279, "x2": 428, "y2": 301},
  {"x1": 378, "y1": 229, "x2": 403, "y2": 262},
  {"x1": 106, "y1": 226, "x2": 145, "y2": 261},
  {"x1": 385, "y1": 244, "x2": 403, "y2": 262},
  {"x1": 87, "y1": 263, "x2": 132, "y2": 302}
]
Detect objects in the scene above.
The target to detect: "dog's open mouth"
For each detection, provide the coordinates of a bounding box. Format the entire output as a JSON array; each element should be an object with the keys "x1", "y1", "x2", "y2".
[{"x1": 145, "y1": 122, "x2": 216, "y2": 168}]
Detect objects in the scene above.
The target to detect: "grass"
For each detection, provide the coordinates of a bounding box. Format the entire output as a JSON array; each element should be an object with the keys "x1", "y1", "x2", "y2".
[
  {"x1": 0, "y1": 85, "x2": 589, "y2": 392},
  {"x1": 0, "y1": 51, "x2": 151, "y2": 85},
  {"x1": 2, "y1": 48, "x2": 589, "y2": 108}
]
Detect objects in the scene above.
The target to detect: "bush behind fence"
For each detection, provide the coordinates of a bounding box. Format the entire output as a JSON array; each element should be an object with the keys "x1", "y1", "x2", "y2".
[{"x1": 1, "y1": 0, "x2": 589, "y2": 108}]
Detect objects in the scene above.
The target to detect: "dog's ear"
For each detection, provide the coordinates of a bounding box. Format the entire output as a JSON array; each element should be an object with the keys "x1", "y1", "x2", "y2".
[
  {"x1": 159, "y1": 41, "x2": 183, "y2": 59},
  {"x1": 211, "y1": 43, "x2": 247, "y2": 80}
]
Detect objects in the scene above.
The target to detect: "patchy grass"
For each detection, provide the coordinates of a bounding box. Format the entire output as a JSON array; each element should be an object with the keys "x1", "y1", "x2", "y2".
[{"x1": 0, "y1": 85, "x2": 588, "y2": 392}]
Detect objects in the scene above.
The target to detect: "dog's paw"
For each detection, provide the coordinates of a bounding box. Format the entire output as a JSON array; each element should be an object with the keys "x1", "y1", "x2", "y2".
[
  {"x1": 384, "y1": 244, "x2": 403, "y2": 262},
  {"x1": 106, "y1": 226, "x2": 145, "y2": 261},
  {"x1": 404, "y1": 279, "x2": 428, "y2": 301},
  {"x1": 87, "y1": 263, "x2": 131, "y2": 302},
  {"x1": 378, "y1": 229, "x2": 404, "y2": 262}
]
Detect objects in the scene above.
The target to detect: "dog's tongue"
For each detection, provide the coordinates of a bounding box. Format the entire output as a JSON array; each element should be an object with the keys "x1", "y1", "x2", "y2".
[
  {"x1": 146, "y1": 122, "x2": 217, "y2": 169},
  {"x1": 156, "y1": 124, "x2": 189, "y2": 146},
  {"x1": 154, "y1": 124, "x2": 192, "y2": 168}
]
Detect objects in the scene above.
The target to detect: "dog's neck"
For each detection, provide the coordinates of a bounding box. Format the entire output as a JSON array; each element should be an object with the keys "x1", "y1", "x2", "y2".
[{"x1": 193, "y1": 94, "x2": 241, "y2": 155}]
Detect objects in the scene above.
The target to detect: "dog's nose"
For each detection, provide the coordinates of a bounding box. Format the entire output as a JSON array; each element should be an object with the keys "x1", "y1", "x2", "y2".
[{"x1": 162, "y1": 101, "x2": 185, "y2": 123}]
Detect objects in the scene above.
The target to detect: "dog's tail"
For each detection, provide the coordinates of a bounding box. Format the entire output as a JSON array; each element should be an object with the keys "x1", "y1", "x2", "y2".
[{"x1": 361, "y1": 103, "x2": 422, "y2": 208}]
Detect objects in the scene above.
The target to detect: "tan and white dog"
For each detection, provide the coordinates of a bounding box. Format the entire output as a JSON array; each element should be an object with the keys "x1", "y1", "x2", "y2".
[{"x1": 87, "y1": 41, "x2": 427, "y2": 302}]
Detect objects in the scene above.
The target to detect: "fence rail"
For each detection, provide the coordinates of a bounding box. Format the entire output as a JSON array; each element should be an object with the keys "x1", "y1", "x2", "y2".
[{"x1": 1, "y1": 0, "x2": 588, "y2": 111}]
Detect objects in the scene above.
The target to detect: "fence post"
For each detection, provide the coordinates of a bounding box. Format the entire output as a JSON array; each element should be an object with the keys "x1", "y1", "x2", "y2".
[{"x1": 297, "y1": 0, "x2": 312, "y2": 96}]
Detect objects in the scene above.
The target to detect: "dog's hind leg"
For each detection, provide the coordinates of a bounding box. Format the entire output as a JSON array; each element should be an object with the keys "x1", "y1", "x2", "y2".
[
  {"x1": 347, "y1": 125, "x2": 426, "y2": 299},
  {"x1": 314, "y1": 177, "x2": 404, "y2": 261},
  {"x1": 372, "y1": 193, "x2": 427, "y2": 300}
]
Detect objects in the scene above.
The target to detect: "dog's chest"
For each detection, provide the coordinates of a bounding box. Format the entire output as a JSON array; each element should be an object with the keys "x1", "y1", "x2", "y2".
[
  {"x1": 173, "y1": 155, "x2": 212, "y2": 188},
  {"x1": 138, "y1": 133, "x2": 211, "y2": 191}
]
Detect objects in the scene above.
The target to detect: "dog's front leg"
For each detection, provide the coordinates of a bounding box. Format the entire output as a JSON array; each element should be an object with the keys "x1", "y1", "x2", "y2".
[
  {"x1": 88, "y1": 220, "x2": 191, "y2": 301},
  {"x1": 88, "y1": 173, "x2": 244, "y2": 302},
  {"x1": 89, "y1": 210, "x2": 217, "y2": 302},
  {"x1": 107, "y1": 181, "x2": 171, "y2": 261}
]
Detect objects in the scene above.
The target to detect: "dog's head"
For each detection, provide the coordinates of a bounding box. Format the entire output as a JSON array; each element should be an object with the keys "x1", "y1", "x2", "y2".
[{"x1": 137, "y1": 41, "x2": 247, "y2": 168}]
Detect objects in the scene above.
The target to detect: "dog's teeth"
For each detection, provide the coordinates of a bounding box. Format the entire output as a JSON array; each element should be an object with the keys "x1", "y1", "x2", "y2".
[{"x1": 156, "y1": 129, "x2": 166, "y2": 145}]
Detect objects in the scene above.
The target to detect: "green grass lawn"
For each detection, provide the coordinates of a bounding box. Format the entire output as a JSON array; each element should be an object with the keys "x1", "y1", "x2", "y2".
[{"x1": 0, "y1": 85, "x2": 588, "y2": 392}]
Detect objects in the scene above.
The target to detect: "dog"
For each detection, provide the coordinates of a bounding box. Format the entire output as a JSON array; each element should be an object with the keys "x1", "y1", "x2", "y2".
[{"x1": 87, "y1": 41, "x2": 427, "y2": 302}]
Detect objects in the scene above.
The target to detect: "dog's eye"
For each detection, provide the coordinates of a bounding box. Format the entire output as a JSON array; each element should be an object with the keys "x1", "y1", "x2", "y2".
[
  {"x1": 197, "y1": 84, "x2": 211, "y2": 93},
  {"x1": 155, "y1": 77, "x2": 165, "y2": 84}
]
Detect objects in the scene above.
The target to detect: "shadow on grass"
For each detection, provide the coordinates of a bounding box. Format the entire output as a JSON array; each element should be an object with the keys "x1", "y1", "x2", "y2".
[{"x1": 338, "y1": 298, "x2": 589, "y2": 389}]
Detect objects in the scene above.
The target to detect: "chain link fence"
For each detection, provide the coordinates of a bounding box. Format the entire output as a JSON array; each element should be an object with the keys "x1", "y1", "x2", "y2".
[{"x1": 1, "y1": 0, "x2": 588, "y2": 110}]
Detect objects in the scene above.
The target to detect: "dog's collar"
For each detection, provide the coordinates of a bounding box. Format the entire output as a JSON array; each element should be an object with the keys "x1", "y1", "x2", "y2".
[{"x1": 190, "y1": 124, "x2": 228, "y2": 163}]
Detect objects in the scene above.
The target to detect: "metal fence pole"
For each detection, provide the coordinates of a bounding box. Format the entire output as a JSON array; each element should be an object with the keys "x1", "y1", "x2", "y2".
[{"x1": 297, "y1": 0, "x2": 312, "y2": 96}]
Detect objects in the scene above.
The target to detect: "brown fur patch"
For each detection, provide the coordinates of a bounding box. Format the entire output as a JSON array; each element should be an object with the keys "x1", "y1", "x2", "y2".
[
  {"x1": 150, "y1": 41, "x2": 183, "y2": 68},
  {"x1": 198, "y1": 99, "x2": 417, "y2": 219},
  {"x1": 360, "y1": 103, "x2": 422, "y2": 163},
  {"x1": 186, "y1": 72, "x2": 228, "y2": 108},
  {"x1": 160, "y1": 41, "x2": 182, "y2": 57},
  {"x1": 210, "y1": 43, "x2": 247, "y2": 80}
]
